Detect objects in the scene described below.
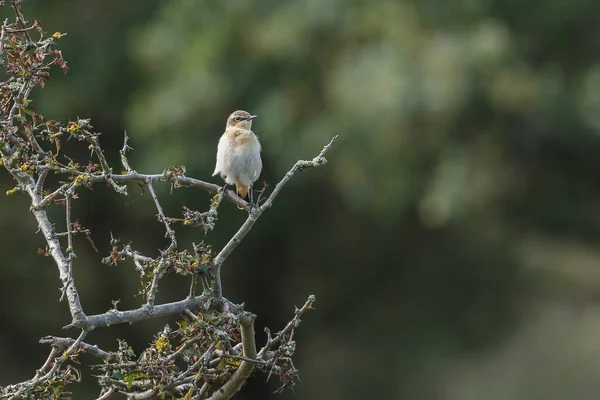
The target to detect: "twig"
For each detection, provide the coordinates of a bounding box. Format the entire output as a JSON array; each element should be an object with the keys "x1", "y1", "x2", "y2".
[
  {"x1": 145, "y1": 258, "x2": 169, "y2": 307},
  {"x1": 211, "y1": 137, "x2": 338, "y2": 297},
  {"x1": 197, "y1": 382, "x2": 210, "y2": 399},
  {"x1": 65, "y1": 195, "x2": 73, "y2": 257},
  {"x1": 177, "y1": 341, "x2": 218, "y2": 382},
  {"x1": 146, "y1": 180, "x2": 177, "y2": 249},
  {"x1": 222, "y1": 353, "x2": 269, "y2": 366},
  {"x1": 80, "y1": 128, "x2": 127, "y2": 195},
  {"x1": 204, "y1": 187, "x2": 227, "y2": 232},
  {"x1": 261, "y1": 135, "x2": 338, "y2": 211},
  {"x1": 166, "y1": 332, "x2": 204, "y2": 363},
  {"x1": 96, "y1": 387, "x2": 117, "y2": 400},
  {"x1": 258, "y1": 295, "x2": 315, "y2": 358},
  {"x1": 35, "y1": 182, "x2": 70, "y2": 209},
  {"x1": 211, "y1": 216, "x2": 256, "y2": 298},
  {"x1": 0, "y1": 24, "x2": 6, "y2": 56},
  {"x1": 101, "y1": 243, "x2": 155, "y2": 276},
  {"x1": 9, "y1": 330, "x2": 89, "y2": 398},
  {"x1": 39, "y1": 335, "x2": 111, "y2": 361},
  {"x1": 120, "y1": 130, "x2": 134, "y2": 174},
  {"x1": 35, "y1": 168, "x2": 48, "y2": 194},
  {"x1": 60, "y1": 194, "x2": 75, "y2": 302},
  {"x1": 24, "y1": 181, "x2": 87, "y2": 325},
  {"x1": 37, "y1": 346, "x2": 62, "y2": 375},
  {"x1": 10, "y1": 1, "x2": 34, "y2": 44},
  {"x1": 188, "y1": 269, "x2": 198, "y2": 299}
]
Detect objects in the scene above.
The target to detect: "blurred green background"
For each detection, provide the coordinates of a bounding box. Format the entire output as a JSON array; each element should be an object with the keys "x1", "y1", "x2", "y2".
[{"x1": 2, "y1": 0, "x2": 600, "y2": 399}]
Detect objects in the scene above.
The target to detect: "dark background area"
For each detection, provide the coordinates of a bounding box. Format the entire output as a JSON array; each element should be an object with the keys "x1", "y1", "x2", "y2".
[{"x1": 2, "y1": 0, "x2": 600, "y2": 399}]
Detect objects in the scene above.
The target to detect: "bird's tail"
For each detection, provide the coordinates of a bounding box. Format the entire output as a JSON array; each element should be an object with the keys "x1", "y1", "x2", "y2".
[{"x1": 235, "y1": 182, "x2": 248, "y2": 199}]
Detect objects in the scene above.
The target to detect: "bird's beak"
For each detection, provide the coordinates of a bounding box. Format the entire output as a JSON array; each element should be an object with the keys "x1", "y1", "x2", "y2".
[{"x1": 249, "y1": 115, "x2": 257, "y2": 120}]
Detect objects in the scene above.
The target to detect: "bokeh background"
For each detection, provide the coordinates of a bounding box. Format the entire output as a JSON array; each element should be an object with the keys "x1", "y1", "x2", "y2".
[{"x1": 2, "y1": 0, "x2": 600, "y2": 399}]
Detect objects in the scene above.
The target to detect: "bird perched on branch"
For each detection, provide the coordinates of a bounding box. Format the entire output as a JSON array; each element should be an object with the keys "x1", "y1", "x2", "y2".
[{"x1": 213, "y1": 110, "x2": 262, "y2": 207}]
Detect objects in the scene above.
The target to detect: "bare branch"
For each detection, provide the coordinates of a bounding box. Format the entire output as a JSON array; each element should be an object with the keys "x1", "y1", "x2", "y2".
[
  {"x1": 67, "y1": 294, "x2": 224, "y2": 330},
  {"x1": 258, "y1": 295, "x2": 315, "y2": 358},
  {"x1": 211, "y1": 215, "x2": 256, "y2": 298},
  {"x1": 146, "y1": 180, "x2": 177, "y2": 249},
  {"x1": 60, "y1": 194, "x2": 74, "y2": 302},
  {"x1": 5, "y1": 330, "x2": 89, "y2": 398},
  {"x1": 55, "y1": 169, "x2": 250, "y2": 210},
  {"x1": 80, "y1": 127, "x2": 127, "y2": 195},
  {"x1": 211, "y1": 137, "x2": 338, "y2": 297},
  {"x1": 25, "y1": 180, "x2": 87, "y2": 325},
  {"x1": 120, "y1": 130, "x2": 134, "y2": 174},
  {"x1": 101, "y1": 242, "x2": 154, "y2": 276},
  {"x1": 39, "y1": 335, "x2": 111, "y2": 361},
  {"x1": 261, "y1": 135, "x2": 338, "y2": 211},
  {"x1": 145, "y1": 258, "x2": 169, "y2": 307},
  {"x1": 37, "y1": 346, "x2": 62, "y2": 375}
]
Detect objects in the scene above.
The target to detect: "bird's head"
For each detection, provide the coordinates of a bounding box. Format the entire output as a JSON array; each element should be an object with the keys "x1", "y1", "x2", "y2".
[{"x1": 226, "y1": 110, "x2": 257, "y2": 130}]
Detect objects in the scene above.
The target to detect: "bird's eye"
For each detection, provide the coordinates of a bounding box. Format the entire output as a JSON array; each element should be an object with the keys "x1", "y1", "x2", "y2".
[{"x1": 235, "y1": 116, "x2": 243, "y2": 121}]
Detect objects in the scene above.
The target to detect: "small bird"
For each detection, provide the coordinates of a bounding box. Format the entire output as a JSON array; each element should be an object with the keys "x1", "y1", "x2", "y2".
[{"x1": 213, "y1": 110, "x2": 262, "y2": 207}]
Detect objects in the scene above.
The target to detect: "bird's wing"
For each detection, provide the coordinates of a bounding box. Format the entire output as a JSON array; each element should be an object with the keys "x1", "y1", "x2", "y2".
[
  {"x1": 252, "y1": 132, "x2": 262, "y2": 181},
  {"x1": 212, "y1": 134, "x2": 226, "y2": 176}
]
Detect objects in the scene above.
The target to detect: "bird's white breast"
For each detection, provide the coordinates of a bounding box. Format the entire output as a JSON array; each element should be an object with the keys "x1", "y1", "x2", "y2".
[{"x1": 213, "y1": 131, "x2": 262, "y2": 186}]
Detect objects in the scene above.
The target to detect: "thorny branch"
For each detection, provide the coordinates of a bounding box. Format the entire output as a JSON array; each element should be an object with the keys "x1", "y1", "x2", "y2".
[
  {"x1": 146, "y1": 180, "x2": 177, "y2": 249},
  {"x1": 0, "y1": 2, "x2": 333, "y2": 399},
  {"x1": 258, "y1": 295, "x2": 316, "y2": 359},
  {"x1": 211, "y1": 135, "x2": 338, "y2": 297},
  {"x1": 120, "y1": 130, "x2": 134, "y2": 174}
]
